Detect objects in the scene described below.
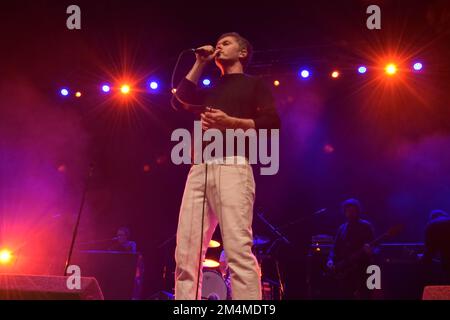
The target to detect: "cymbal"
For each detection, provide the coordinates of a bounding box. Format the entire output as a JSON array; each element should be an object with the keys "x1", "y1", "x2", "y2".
[
  {"x1": 203, "y1": 259, "x2": 220, "y2": 268},
  {"x1": 208, "y1": 240, "x2": 221, "y2": 248},
  {"x1": 253, "y1": 235, "x2": 269, "y2": 246}
]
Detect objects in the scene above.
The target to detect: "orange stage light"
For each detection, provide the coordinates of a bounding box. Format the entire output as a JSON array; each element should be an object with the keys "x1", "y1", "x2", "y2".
[
  {"x1": 203, "y1": 259, "x2": 220, "y2": 268},
  {"x1": 208, "y1": 240, "x2": 221, "y2": 248},
  {"x1": 0, "y1": 249, "x2": 13, "y2": 265},
  {"x1": 120, "y1": 84, "x2": 131, "y2": 94},
  {"x1": 385, "y1": 63, "x2": 398, "y2": 76}
]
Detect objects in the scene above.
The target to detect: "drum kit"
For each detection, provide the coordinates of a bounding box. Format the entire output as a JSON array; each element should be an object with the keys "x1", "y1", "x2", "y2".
[
  {"x1": 201, "y1": 235, "x2": 278, "y2": 300},
  {"x1": 158, "y1": 212, "x2": 289, "y2": 300}
]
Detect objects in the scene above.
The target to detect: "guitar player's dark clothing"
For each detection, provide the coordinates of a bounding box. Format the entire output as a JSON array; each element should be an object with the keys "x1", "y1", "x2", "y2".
[
  {"x1": 329, "y1": 219, "x2": 375, "y2": 299},
  {"x1": 329, "y1": 219, "x2": 375, "y2": 263},
  {"x1": 424, "y1": 217, "x2": 450, "y2": 283}
]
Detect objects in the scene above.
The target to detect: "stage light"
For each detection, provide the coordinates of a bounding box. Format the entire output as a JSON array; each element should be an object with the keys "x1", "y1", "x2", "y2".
[
  {"x1": 331, "y1": 71, "x2": 340, "y2": 79},
  {"x1": 385, "y1": 63, "x2": 397, "y2": 76},
  {"x1": 171, "y1": 88, "x2": 177, "y2": 94},
  {"x1": 0, "y1": 249, "x2": 12, "y2": 265},
  {"x1": 149, "y1": 81, "x2": 159, "y2": 90},
  {"x1": 202, "y1": 79, "x2": 211, "y2": 86},
  {"x1": 324, "y1": 144, "x2": 335, "y2": 154},
  {"x1": 60, "y1": 88, "x2": 69, "y2": 96},
  {"x1": 273, "y1": 80, "x2": 280, "y2": 87},
  {"x1": 203, "y1": 259, "x2": 220, "y2": 268},
  {"x1": 209, "y1": 240, "x2": 221, "y2": 248},
  {"x1": 75, "y1": 91, "x2": 82, "y2": 98},
  {"x1": 413, "y1": 62, "x2": 423, "y2": 71},
  {"x1": 299, "y1": 69, "x2": 310, "y2": 79},
  {"x1": 102, "y1": 85, "x2": 111, "y2": 93},
  {"x1": 120, "y1": 84, "x2": 131, "y2": 95},
  {"x1": 156, "y1": 155, "x2": 168, "y2": 165},
  {"x1": 358, "y1": 66, "x2": 367, "y2": 74}
]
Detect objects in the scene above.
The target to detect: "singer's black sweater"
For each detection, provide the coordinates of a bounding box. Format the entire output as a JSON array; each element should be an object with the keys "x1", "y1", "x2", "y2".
[{"x1": 176, "y1": 74, "x2": 280, "y2": 130}]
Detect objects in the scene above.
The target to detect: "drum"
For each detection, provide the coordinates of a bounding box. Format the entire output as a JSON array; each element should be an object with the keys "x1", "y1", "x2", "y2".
[{"x1": 202, "y1": 270, "x2": 229, "y2": 300}]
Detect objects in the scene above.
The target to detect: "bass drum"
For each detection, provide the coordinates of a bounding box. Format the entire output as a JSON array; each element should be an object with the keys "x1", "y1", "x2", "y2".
[{"x1": 202, "y1": 270, "x2": 230, "y2": 300}]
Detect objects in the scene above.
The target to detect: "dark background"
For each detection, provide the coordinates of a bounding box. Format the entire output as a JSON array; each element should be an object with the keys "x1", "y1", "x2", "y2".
[{"x1": 0, "y1": 0, "x2": 449, "y2": 298}]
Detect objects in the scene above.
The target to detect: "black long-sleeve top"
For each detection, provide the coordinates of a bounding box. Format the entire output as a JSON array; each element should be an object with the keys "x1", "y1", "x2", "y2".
[
  {"x1": 173, "y1": 74, "x2": 281, "y2": 162},
  {"x1": 175, "y1": 74, "x2": 280, "y2": 130}
]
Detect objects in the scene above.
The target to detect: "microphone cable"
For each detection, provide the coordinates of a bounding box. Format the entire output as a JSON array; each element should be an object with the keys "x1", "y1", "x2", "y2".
[
  {"x1": 170, "y1": 48, "x2": 209, "y2": 300},
  {"x1": 195, "y1": 162, "x2": 208, "y2": 300},
  {"x1": 170, "y1": 48, "x2": 208, "y2": 112}
]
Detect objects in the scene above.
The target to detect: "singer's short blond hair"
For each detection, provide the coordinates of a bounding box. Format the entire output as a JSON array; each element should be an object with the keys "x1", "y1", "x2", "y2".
[{"x1": 217, "y1": 32, "x2": 253, "y2": 67}]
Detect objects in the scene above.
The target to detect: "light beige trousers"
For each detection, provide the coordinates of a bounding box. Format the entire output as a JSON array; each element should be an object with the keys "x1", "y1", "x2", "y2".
[{"x1": 174, "y1": 158, "x2": 261, "y2": 300}]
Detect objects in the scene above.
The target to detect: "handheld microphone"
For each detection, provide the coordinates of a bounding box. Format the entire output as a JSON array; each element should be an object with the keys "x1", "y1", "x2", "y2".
[{"x1": 193, "y1": 48, "x2": 216, "y2": 57}]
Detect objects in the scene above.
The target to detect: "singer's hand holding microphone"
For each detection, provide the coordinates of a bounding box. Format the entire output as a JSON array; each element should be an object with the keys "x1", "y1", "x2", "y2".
[{"x1": 194, "y1": 45, "x2": 219, "y2": 63}]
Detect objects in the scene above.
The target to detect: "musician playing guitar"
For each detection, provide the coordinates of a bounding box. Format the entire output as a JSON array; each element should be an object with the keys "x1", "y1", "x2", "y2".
[{"x1": 326, "y1": 198, "x2": 375, "y2": 299}]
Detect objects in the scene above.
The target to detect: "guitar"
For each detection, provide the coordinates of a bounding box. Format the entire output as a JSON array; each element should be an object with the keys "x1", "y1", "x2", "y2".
[{"x1": 327, "y1": 224, "x2": 403, "y2": 280}]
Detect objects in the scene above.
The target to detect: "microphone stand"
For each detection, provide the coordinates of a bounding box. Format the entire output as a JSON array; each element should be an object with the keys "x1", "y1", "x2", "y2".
[
  {"x1": 64, "y1": 163, "x2": 94, "y2": 276},
  {"x1": 257, "y1": 212, "x2": 290, "y2": 246},
  {"x1": 157, "y1": 233, "x2": 176, "y2": 249},
  {"x1": 278, "y1": 208, "x2": 327, "y2": 230},
  {"x1": 272, "y1": 208, "x2": 326, "y2": 299},
  {"x1": 157, "y1": 233, "x2": 177, "y2": 293},
  {"x1": 256, "y1": 212, "x2": 289, "y2": 300}
]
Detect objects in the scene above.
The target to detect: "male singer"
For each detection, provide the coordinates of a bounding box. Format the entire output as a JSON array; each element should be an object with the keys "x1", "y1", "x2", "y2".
[{"x1": 173, "y1": 32, "x2": 280, "y2": 300}]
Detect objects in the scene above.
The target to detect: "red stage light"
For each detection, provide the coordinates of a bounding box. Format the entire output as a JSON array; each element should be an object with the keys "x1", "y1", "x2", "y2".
[{"x1": 324, "y1": 144, "x2": 335, "y2": 154}]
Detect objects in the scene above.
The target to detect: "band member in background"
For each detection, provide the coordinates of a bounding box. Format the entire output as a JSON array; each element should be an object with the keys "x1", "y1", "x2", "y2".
[
  {"x1": 108, "y1": 226, "x2": 143, "y2": 299},
  {"x1": 173, "y1": 32, "x2": 280, "y2": 300},
  {"x1": 423, "y1": 209, "x2": 450, "y2": 283},
  {"x1": 327, "y1": 198, "x2": 375, "y2": 299},
  {"x1": 108, "y1": 226, "x2": 137, "y2": 252}
]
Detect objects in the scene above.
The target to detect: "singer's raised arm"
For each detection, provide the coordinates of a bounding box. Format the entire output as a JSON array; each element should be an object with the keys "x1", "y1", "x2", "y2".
[{"x1": 175, "y1": 77, "x2": 207, "y2": 107}]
